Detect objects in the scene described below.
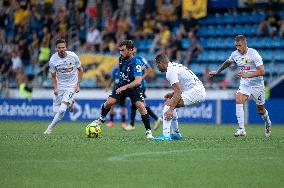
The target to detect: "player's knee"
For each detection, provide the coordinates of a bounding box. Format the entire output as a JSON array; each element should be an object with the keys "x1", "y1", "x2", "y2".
[
  {"x1": 257, "y1": 106, "x2": 265, "y2": 115},
  {"x1": 59, "y1": 103, "x2": 68, "y2": 115}
]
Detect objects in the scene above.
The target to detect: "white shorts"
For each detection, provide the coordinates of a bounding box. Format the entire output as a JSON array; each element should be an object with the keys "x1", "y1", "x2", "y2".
[
  {"x1": 237, "y1": 84, "x2": 265, "y2": 105},
  {"x1": 53, "y1": 89, "x2": 75, "y2": 112},
  {"x1": 181, "y1": 86, "x2": 206, "y2": 106}
]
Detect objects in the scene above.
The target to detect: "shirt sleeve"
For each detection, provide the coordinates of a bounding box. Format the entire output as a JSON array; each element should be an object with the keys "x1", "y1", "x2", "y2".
[
  {"x1": 73, "y1": 53, "x2": 81, "y2": 68},
  {"x1": 253, "y1": 50, "x2": 263, "y2": 67},
  {"x1": 166, "y1": 67, "x2": 179, "y2": 86},
  {"x1": 133, "y1": 59, "x2": 143, "y2": 77},
  {"x1": 49, "y1": 57, "x2": 56, "y2": 73},
  {"x1": 228, "y1": 52, "x2": 235, "y2": 62}
]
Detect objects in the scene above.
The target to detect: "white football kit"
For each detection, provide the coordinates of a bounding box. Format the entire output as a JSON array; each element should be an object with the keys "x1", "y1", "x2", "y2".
[
  {"x1": 49, "y1": 51, "x2": 81, "y2": 112},
  {"x1": 229, "y1": 48, "x2": 265, "y2": 105},
  {"x1": 166, "y1": 62, "x2": 206, "y2": 106}
]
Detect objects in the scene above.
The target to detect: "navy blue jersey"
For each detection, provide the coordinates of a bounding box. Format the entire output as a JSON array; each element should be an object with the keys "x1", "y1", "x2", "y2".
[
  {"x1": 135, "y1": 55, "x2": 150, "y2": 89},
  {"x1": 118, "y1": 56, "x2": 143, "y2": 88}
]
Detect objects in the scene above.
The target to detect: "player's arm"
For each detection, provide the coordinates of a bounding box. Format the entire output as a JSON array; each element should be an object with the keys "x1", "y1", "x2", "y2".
[
  {"x1": 168, "y1": 82, "x2": 182, "y2": 109},
  {"x1": 142, "y1": 66, "x2": 152, "y2": 80},
  {"x1": 51, "y1": 72, "x2": 58, "y2": 95},
  {"x1": 116, "y1": 76, "x2": 142, "y2": 94},
  {"x1": 76, "y1": 66, "x2": 84, "y2": 93},
  {"x1": 237, "y1": 65, "x2": 265, "y2": 78},
  {"x1": 209, "y1": 59, "x2": 233, "y2": 78}
]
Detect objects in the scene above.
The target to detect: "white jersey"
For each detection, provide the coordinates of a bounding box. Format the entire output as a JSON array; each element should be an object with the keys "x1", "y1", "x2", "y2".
[
  {"x1": 166, "y1": 62, "x2": 203, "y2": 91},
  {"x1": 229, "y1": 48, "x2": 264, "y2": 87},
  {"x1": 49, "y1": 51, "x2": 81, "y2": 90}
]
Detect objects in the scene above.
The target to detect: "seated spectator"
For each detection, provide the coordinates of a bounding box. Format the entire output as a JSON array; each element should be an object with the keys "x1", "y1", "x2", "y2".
[
  {"x1": 178, "y1": 11, "x2": 199, "y2": 38},
  {"x1": 165, "y1": 34, "x2": 182, "y2": 64},
  {"x1": 185, "y1": 33, "x2": 203, "y2": 64},
  {"x1": 155, "y1": 0, "x2": 179, "y2": 23},
  {"x1": 142, "y1": 13, "x2": 156, "y2": 39},
  {"x1": 11, "y1": 51, "x2": 23, "y2": 75},
  {"x1": 150, "y1": 23, "x2": 171, "y2": 52},
  {"x1": 86, "y1": 25, "x2": 102, "y2": 52},
  {"x1": 258, "y1": 9, "x2": 282, "y2": 37}
]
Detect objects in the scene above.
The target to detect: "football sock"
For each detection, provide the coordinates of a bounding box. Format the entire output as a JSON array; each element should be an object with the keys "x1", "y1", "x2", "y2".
[
  {"x1": 141, "y1": 113, "x2": 151, "y2": 130},
  {"x1": 146, "y1": 106, "x2": 158, "y2": 121},
  {"x1": 236, "y1": 104, "x2": 245, "y2": 129},
  {"x1": 130, "y1": 105, "x2": 137, "y2": 126},
  {"x1": 162, "y1": 105, "x2": 171, "y2": 137},
  {"x1": 171, "y1": 109, "x2": 180, "y2": 134},
  {"x1": 110, "y1": 114, "x2": 114, "y2": 121},
  {"x1": 100, "y1": 104, "x2": 111, "y2": 121},
  {"x1": 121, "y1": 114, "x2": 126, "y2": 123},
  {"x1": 261, "y1": 109, "x2": 271, "y2": 125},
  {"x1": 48, "y1": 103, "x2": 67, "y2": 129}
]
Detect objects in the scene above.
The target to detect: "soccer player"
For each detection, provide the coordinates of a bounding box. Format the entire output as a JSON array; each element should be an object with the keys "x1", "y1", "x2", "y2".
[
  {"x1": 44, "y1": 39, "x2": 83, "y2": 134},
  {"x1": 153, "y1": 54, "x2": 206, "y2": 141},
  {"x1": 209, "y1": 35, "x2": 272, "y2": 137},
  {"x1": 90, "y1": 40, "x2": 154, "y2": 139},
  {"x1": 106, "y1": 63, "x2": 127, "y2": 127},
  {"x1": 123, "y1": 54, "x2": 162, "y2": 131}
]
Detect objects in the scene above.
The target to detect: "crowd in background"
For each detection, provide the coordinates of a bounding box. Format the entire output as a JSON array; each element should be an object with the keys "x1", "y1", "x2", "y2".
[{"x1": 0, "y1": 0, "x2": 283, "y2": 98}]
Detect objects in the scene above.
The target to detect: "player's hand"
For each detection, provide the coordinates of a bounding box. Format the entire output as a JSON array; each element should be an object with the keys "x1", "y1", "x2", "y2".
[
  {"x1": 208, "y1": 70, "x2": 218, "y2": 78},
  {"x1": 75, "y1": 84, "x2": 80, "y2": 93},
  {"x1": 164, "y1": 108, "x2": 174, "y2": 121},
  {"x1": 116, "y1": 85, "x2": 127, "y2": 94},
  {"x1": 54, "y1": 88, "x2": 58, "y2": 96},
  {"x1": 164, "y1": 93, "x2": 174, "y2": 99}
]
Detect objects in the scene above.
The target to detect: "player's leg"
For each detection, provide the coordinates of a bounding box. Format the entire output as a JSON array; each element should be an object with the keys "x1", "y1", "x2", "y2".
[
  {"x1": 94, "y1": 97, "x2": 117, "y2": 124},
  {"x1": 119, "y1": 99, "x2": 126, "y2": 127},
  {"x1": 134, "y1": 100, "x2": 153, "y2": 138},
  {"x1": 124, "y1": 103, "x2": 136, "y2": 131},
  {"x1": 170, "y1": 109, "x2": 182, "y2": 140},
  {"x1": 129, "y1": 89, "x2": 153, "y2": 138},
  {"x1": 235, "y1": 89, "x2": 249, "y2": 137},
  {"x1": 44, "y1": 90, "x2": 74, "y2": 134},
  {"x1": 106, "y1": 106, "x2": 115, "y2": 127},
  {"x1": 251, "y1": 88, "x2": 272, "y2": 137}
]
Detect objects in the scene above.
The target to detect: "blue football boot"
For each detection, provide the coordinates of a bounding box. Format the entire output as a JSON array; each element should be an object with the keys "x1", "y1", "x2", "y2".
[
  {"x1": 152, "y1": 135, "x2": 172, "y2": 141},
  {"x1": 170, "y1": 133, "x2": 183, "y2": 140}
]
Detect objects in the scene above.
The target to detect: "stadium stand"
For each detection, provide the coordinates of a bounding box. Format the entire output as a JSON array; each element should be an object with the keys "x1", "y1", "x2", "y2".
[{"x1": 0, "y1": 0, "x2": 283, "y2": 94}]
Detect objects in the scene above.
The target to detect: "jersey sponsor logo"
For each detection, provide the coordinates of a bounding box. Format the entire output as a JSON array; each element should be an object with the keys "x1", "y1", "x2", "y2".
[
  {"x1": 241, "y1": 66, "x2": 251, "y2": 70},
  {"x1": 57, "y1": 67, "x2": 74, "y2": 73}
]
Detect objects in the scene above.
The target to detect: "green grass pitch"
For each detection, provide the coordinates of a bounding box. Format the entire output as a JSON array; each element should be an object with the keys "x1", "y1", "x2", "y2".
[{"x1": 0, "y1": 121, "x2": 284, "y2": 188}]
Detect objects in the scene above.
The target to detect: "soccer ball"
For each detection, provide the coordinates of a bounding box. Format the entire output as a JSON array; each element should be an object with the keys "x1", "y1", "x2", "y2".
[{"x1": 85, "y1": 123, "x2": 102, "y2": 138}]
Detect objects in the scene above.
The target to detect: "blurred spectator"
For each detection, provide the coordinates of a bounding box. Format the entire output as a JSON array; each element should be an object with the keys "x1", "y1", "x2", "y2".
[
  {"x1": 0, "y1": 78, "x2": 10, "y2": 98},
  {"x1": 86, "y1": 25, "x2": 102, "y2": 52},
  {"x1": 258, "y1": 9, "x2": 282, "y2": 37},
  {"x1": 178, "y1": 11, "x2": 199, "y2": 38},
  {"x1": 165, "y1": 34, "x2": 182, "y2": 63},
  {"x1": 142, "y1": 13, "x2": 155, "y2": 39},
  {"x1": 155, "y1": 0, "x2": 179, "y2": 23},
  {"x1": 0, "y1": 56, "x2": 12, "y2": 80},
  {"x1": 185, "y1": 33, "x2": 203, "y2": 65},
  {"x1": 150, "y1": 23, "x2": 171, "y2": 52},
  {"x1": 202, "y1": 65, "x2": 213, "y2": 89},
  {"x1": 11, "y1": 51, "x2": 23, "y2": 75},
  {"x1": 18, "y1": 74, "x2": 34, "y2": 100}
]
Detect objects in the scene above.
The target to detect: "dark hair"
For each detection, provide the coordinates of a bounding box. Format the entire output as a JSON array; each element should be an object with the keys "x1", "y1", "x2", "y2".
[
  {"x1": 235, "y1": 35, "x2": 246, "y2": 42},
  {"x1": 155, "y1": 53, "x2": 169, "y2": 63},
  {"x1": 118, "y1": 40, "x2": 135, "y2": 50},
  {"x1": 56, "y1": 38, "x2": 67, "y2": 46}
]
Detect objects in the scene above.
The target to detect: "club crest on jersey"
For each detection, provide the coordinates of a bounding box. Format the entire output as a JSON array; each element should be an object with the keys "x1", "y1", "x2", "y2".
[
  {"x1": 68, "y1": 61, "x2": 74, "y2": 67},
  {"x1": 245, "y1": 59, "x2": 248, "y2": 64}
]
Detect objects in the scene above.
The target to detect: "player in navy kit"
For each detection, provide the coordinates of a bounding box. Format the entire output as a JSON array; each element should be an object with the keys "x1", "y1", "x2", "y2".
[
  {"x1": 123, "y1": 53, "x2": 162, "y2": 131},
  {"x1": 89, "y1": 40, "x2": 154, "y2": 138}
]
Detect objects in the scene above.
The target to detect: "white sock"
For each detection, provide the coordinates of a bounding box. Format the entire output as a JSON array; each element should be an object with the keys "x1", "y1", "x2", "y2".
[
  {"x1": 261, "y1": 109, "x2": 271, "y2": 125},
  {"x1": 171, "y1": 109, "x2": 180, "y2": 135},
  {"x1": 162, "y1": 105, "x2": 171, "y2": 137},
  {"x1": 48, "y1": 103, "x2": 67, "y2": 129},
  {"x1": 236, "y1": 104, "x2": 245, "y2": 129}
]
